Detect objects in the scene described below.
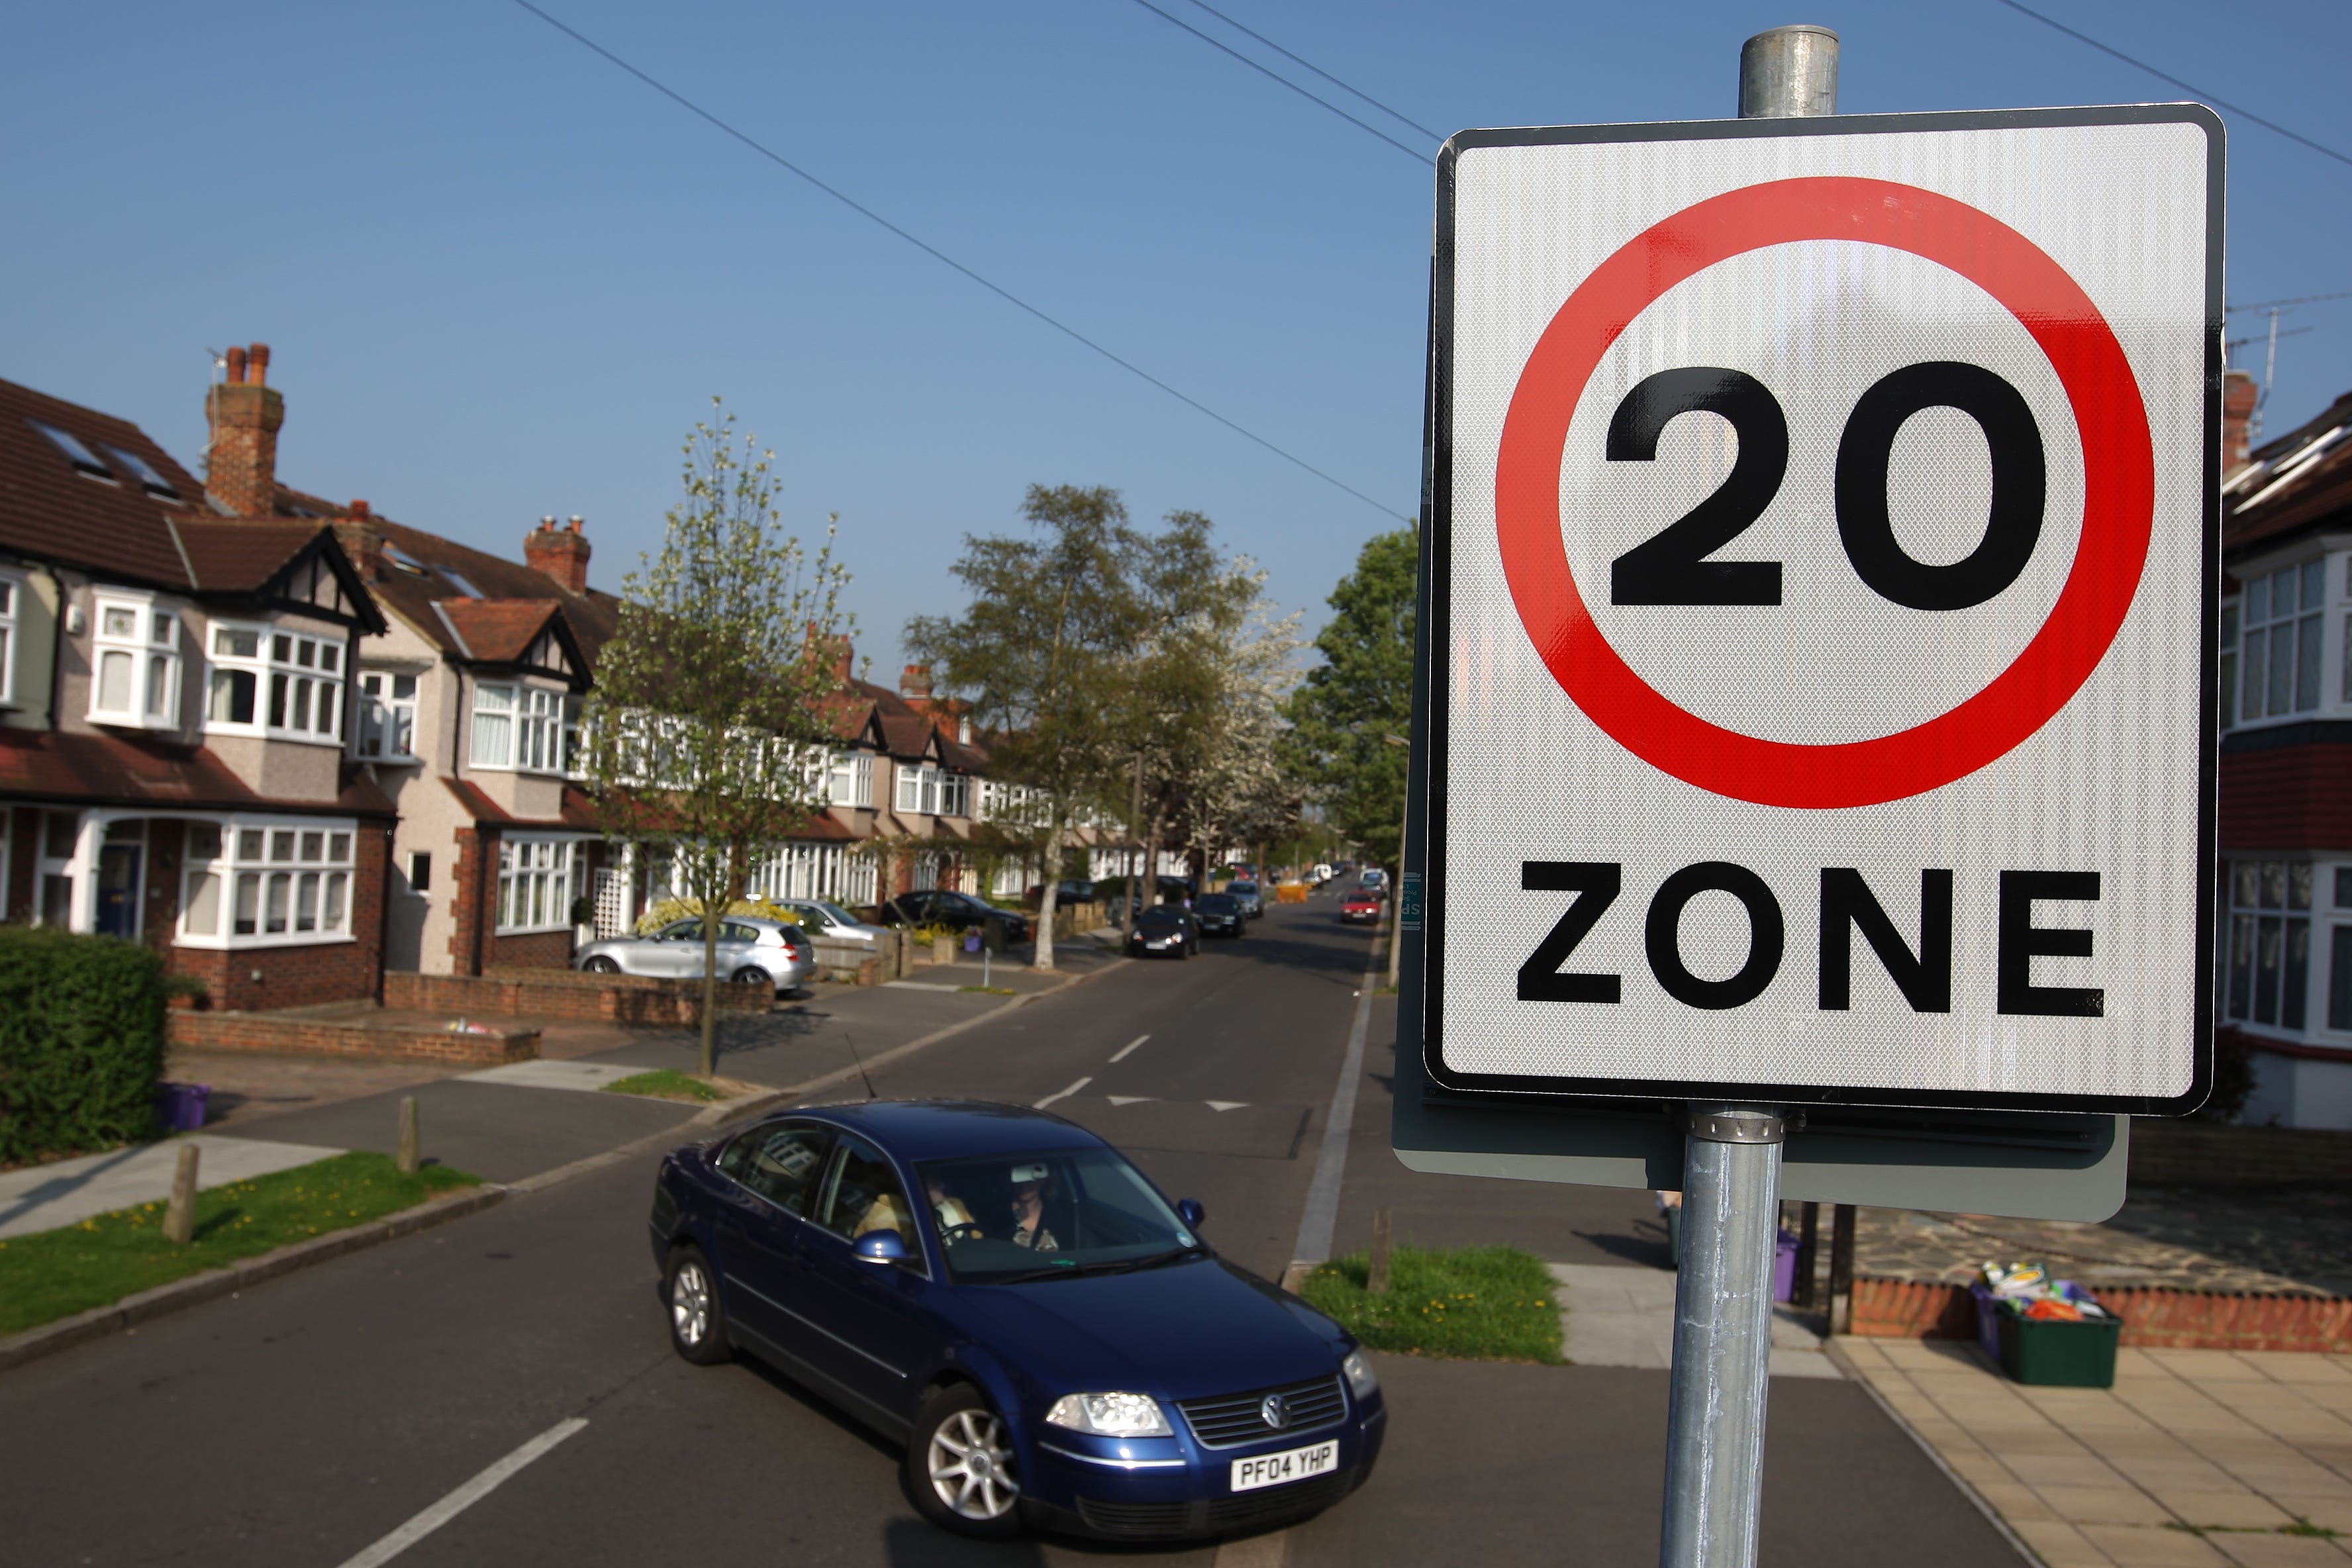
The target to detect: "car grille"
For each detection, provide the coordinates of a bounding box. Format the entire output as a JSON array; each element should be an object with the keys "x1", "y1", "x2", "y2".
[
  {"x1": 1177, "y1": 1375, "x2": 1347, "y2": 1449},
  {"x1": 1074, "y1": 1471, "x2": 1359, "y2": 1540}
]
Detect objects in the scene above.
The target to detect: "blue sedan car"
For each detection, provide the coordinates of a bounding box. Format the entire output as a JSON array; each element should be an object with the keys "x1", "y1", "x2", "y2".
[{"x1": 647, "y1": 1101, "x2": 1385, "y2": 1541}]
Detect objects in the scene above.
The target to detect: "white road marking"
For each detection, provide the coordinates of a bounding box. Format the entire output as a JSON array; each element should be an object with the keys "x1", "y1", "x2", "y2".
[
  {"x1": 1109, "y1": 1034, "x2": 1150, "y2": 1062},
  {"x1": 1205, "y1": 1101, "x2": 1250, "y2": 1112},
  {"x1": 1106, "y1": 1096, "x2": 1156, "y2": 1107},
  {"x1": 334, "y1": 1417, "x2": 587, "y2": 1568},
  {"x1": 1289, "y1": 930, "x2": 1382, "y2": 1273},
  {"x1": 1034, "y1": 1077, "x2": 1092, "y2": 1110}
]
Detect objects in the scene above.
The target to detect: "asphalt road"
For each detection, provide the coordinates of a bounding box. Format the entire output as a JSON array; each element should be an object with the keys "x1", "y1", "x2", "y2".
[{"x1": 0, "y1": 897, "x2": 2018, "y2": 1567}]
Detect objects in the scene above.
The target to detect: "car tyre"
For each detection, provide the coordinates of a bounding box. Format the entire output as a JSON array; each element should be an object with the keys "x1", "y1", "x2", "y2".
[
  {"x1": 907, "y1": 1383, "x2": 1026, "y2": 1539},
  {"x1": 584, "y1": 956, "x2": 620, "y2": 974},
  {"x1": 664, "y1": 1246, "x2": 732, "y2": 1365},
  {"x1": 730, "y1": 965, "x2": 772, "y2": 987}
]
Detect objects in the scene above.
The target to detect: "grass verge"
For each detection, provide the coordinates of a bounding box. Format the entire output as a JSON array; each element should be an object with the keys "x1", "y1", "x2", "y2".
[
  {"x1": 1298, "y1": 1244, "x2": 1563, "y2": 1363},
  {"x1": 957, "y1": 985, "x2": 1016, "y2": 995},
  {"x1": 601, "y1": 1069, "x2": 734, "y2": 1102},
  {"x1": 0, "y1": 1152, "x2": 478, "y2": 1336}
]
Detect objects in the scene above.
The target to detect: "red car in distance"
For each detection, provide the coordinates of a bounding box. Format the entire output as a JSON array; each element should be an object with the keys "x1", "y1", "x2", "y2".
[{"x1": 1340, "y1": 889, "x2": 1384, "y2": 924}]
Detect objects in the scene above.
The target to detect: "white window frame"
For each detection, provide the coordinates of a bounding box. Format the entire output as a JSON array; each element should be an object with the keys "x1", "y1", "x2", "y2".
[
  {"x1": 472, "y1": 681, "x2": 567, "y2": 774},
  {"x1": 939, "y1": 771, "x2": 971, "y2": 819},
  {"x1": 354, "y1": 669, "x2": 420, "y2": 761},
  {"x1": 897, "y1": 761, "x2": 946, "y2": 815},
  {"x1": 498, "y1": 834, "x2": 587, "y2": 934},
  {"x1": 89, "y1": 593, "x2": 180, "y2": 729},
  {"x1": 829, "y1": 752, "x2": 873, "y2": 808},
  {"x1": 0, "y1": 571, "x2": 21, "y2": 707},
  {"x1": 205, "y1": 620, "x2": 345, "y2": 745},
  {"x1": 177, "y1": 816, "x2": 359, "y2": 949},
  {"x1": 2227, "y1": 557, "x2": 2328, "y2": 730}
]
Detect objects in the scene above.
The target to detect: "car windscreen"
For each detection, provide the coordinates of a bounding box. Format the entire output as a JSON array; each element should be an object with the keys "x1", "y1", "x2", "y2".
[
  {"x1": 1228, "y1": 883, "x2": 1257, "y2": 895},
  {"x1": 1138, "y1": 907, "x2": 1186, "y2": 926},
  {"x1": 917, "y1": 1148, "x2": 1199, "y2": 1284},
  {"x1": 1196, "y1": 895, "x2": 1239, "y2": 913}
]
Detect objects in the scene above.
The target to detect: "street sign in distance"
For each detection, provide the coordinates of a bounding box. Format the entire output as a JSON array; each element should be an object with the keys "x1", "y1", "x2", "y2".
[{"x1": 1422, "y1": 105, "x2": 2221, "y2": 1117}]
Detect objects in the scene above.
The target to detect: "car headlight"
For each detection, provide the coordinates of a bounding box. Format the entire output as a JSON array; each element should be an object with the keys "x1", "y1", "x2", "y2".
[
  {"x1": 1341, "y1": 1348, "x2": 1379, "y2": 1399},
  {"x1": 1045, "y1": 1392, "x2": 1172, "y2": 1437}
]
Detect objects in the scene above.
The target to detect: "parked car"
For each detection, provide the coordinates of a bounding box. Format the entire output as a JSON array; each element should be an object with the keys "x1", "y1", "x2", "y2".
[
  {"x1": 1126, "y1": 905, "x2": 1200, "y2": 959},
  {"x1": 647, "y1": 1101, "x2": 1385, "y2": 1541},
  {"x1": 1026, "y1": 879, "x2": 1098, "y2": 906},
  {"x1": 1224, "y1": 881, "x2": 1265, "y2": 919},
  {"x1": 575, "y1": 916, "x2": 814, "y2": 994},
  {"x1": 1357, "y1": 869, "x2": 1387, "y2": 895},
  {"x1": 776, "y1": 898, "x2": 892, "y2": 946},
  {"x1": 1339, "y1": 891, "x2": 1383, "y2": 924},
  {"x1": 1193, "y1": 893, "x2": 1246, "y2": 939},
  {"x1": 880, "y1": 889, "x2": 1032, "y2": 946},
  {"x1": 1311, "y1": 863, "x2": 1333, "y2": 885}
]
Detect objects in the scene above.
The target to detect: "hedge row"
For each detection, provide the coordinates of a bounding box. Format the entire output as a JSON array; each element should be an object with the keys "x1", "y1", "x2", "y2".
[{"x1": 0, "y1": 926, "x2": 166, "y2": 1163}]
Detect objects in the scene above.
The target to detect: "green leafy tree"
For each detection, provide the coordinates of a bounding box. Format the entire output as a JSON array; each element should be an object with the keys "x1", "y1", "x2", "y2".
[
  {"x1": 905, "y1": 485, "x2": 1148, "y2": 971},
  {"x1": 1285, "y1": 525, "x2": 1416, "y2": 869},
  {"x1": 582, "y1": 401, "x2": 853, "y2": 1075}
]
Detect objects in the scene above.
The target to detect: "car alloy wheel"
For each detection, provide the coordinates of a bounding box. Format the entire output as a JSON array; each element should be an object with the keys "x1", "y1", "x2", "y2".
[
  {"x1": 928, "y1": 1407, "x2": 1020, "y2": 1524},
  {"x1": 730, "y1": 966, "x2": 771, "y2": 986},
  {"x1": 584, "y1": 956, "x2": 620, "y2": 974},
  {"x1": 665, "y1": 1248, "x2": 731, "y2": 1365}
]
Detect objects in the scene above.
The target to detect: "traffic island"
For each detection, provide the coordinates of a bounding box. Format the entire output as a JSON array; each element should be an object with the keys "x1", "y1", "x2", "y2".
[{"x1": 1297, "y1": 1245, "x2": 1564, "y2": 1363}]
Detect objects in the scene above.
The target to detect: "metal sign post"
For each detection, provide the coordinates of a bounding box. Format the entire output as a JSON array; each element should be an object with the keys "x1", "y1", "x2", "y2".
[
  {"x1": 1660, "y1": 48, "x2": 1836, "y2": 1565},
  {"x1": 1410, "y1": 21, "x2": 2220, "y2": 1568}
]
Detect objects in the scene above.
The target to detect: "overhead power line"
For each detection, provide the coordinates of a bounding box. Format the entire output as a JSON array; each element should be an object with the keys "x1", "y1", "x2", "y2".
[
  {"x1": 504, "y1": 0, "x2": 1407, "y2": 520},
  {"x1": 1123, "y1": 0, "x2": 1432, "y2": 163},
  {"x1": 1988, "y1": 0, "x2": 2352, "y2": 171},
  {"x1": 1177, "y1": 0, "x2": 1444, "y2": 144}
]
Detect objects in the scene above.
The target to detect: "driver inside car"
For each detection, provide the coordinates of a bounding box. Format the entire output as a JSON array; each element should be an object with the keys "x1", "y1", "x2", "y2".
[
  {"x1": 926, "y1": 1175, "x2": 977, "y2": 1236},
  {"x1": 1008, "y1": 1163, "x2": 1059, "y2": 1251}
]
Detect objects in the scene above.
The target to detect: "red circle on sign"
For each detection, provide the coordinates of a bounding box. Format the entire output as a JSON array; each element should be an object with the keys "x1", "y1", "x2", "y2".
[{"x1": 1495, "y1": 175, "x2": 2155, "y2": 808}]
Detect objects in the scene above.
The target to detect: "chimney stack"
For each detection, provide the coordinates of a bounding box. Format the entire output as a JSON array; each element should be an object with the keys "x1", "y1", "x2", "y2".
[
  {"x1": 205, "y1": 340, "x2": 282, "y2": 518},
  {"x1": 523, "y1": 513, "x2": 591, "y2": 594},
  {"x1": 334, "y1": 499, "x2": 384, "y2": 582},
  {"x1": 2223, "y1": 368, "x2": 2259, "y2": 469},
  {"x1": 901, "y1": 664, "x2": 934, "y2": 701}
]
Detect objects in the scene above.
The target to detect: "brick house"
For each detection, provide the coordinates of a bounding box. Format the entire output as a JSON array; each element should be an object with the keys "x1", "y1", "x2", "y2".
[
  {"x1": 0, "y1": 369, "x2": 393, "y2": 1010},
  {"x1": 2216, "y1": 371, "x2": 2352, "y2": 1126}
]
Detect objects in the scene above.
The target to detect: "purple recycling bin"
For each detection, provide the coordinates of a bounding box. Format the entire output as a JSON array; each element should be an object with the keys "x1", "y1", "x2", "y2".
[
  {"x1": 154, "y1": 1081, "x2": 210, "y2": 1132},
  {"x1": 1773, "y1": 1228, "x2": 1800, "y2": 1302}
]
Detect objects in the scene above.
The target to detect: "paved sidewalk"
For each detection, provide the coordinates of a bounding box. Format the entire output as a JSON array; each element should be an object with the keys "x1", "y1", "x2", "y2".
[
  {"x1": 1838, "y1": 1336, "x2": 2352, "y2": 1565},
  {"x1": 1550, "y1": 1261, "x2": 1841, "y2": 1379},
  {"x1": 0, "y1": 1134, "x2": 343, "y2": 1240}
]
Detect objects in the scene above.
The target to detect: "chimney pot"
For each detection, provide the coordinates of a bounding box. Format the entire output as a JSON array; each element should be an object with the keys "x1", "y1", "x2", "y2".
[
  {"x1": 569, "y1": 514, "x2": 583, "y2": 533},
  {"x1": 350, "y1": 499, "x2": 369, "y2": 518},
  {"x1": 248, "y1": 344, "x2": 270, "y2": 386},
  {"x1": 901, "y1": 663, "x2": 935, "y2": 700},
  {"x1": 225, "y1": 346, "x2": 248, "y2": 384},
  {"x1": 523, "y1": 514, "x2": 591, "y2": 593}
]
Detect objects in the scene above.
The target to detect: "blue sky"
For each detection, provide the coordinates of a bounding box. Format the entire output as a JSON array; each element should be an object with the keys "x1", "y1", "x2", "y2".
[{"x1": 4, "y1": 1, "x2": 2345, "y2": 675}]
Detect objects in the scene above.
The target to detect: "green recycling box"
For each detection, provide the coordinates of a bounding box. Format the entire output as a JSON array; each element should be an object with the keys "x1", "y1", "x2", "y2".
[{"x1": 1982, "y1": 1283, "x2": 2122, "y2": 1388}]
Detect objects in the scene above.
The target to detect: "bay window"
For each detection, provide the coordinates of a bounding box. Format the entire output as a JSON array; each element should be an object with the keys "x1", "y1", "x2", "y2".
[
  {"x1": 498, "y1": 835, "x2": 585, "y2": 932},
  {"x1": 356, "y1": 670, "x2": 418, "y2": 760},
  {"x1": 90, "y1": 595, "x2": 179, "y2": 727},
  {"x1": 2230, "y1": 560, "x2": 2325, "y2": 726},
  {"x1": 178, "y1": 818, "x2": 358, "y2": 947},
  {"x1": 207, "y1": 622, "x2": 344, "y2": 743},
  {"x1": 939, "y1": 771, "x2": 971, "y2": 818},
  {"x1": 897, "y1": 762, "x2": 945, "y2": 815},
  {"x1": 829, "y1": 752, "x2": 873, "y2": 807},
  {"x1": 2222, "y1": 858, "x2": 2311, "y2": 1032},
  {"x1": 0, "y1": 573, "x2": 19, "y2": 705},
  {"x1": 473, "y1": 682, "x2": 565, "y2": 772}
]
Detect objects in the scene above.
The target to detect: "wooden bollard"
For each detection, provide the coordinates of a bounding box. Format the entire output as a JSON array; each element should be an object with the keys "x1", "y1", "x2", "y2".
[
  {"x1": 162, "y1": 1142, "x2": 199, "y2": 1246},
  {"x1": 396, "y1": 1095, "x2": 421, "y2": 1175},
  {"x1": 1367, "y1": 1205, "x2": 1393, "y2": 1296}
]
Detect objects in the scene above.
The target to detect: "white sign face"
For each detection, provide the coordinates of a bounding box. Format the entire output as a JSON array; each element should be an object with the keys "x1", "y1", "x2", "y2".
[{"x1": 1422, "y1": 107, "x2": 2218, "y2": 1113}]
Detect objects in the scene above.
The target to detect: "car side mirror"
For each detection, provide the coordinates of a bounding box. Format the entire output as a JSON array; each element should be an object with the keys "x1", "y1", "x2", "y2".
[
  {"x1": 855, "y1": 1229, "x2": 909, "y2": 1264},
  {"x1": 1176, "y1": 1199, "x2": 1206, "y2": 1230}
]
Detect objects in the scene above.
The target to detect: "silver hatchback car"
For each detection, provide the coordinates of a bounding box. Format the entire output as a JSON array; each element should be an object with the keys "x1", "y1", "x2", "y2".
[{"x1": 574, "y1": 915, "x2": 816, "y2": 995}]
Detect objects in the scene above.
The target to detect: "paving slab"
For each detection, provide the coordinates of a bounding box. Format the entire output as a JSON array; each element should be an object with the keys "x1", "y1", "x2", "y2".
[
  {"x1": 0, "y1": 1134, "x2": 343, "y2": 1239},
  {"x1": 1549, "y1": 1261, "x2": 1842, "y2": 1377},
  {"x1": 229, "y1": 1077, "x2": 699, "y2": 1185},
  {"x1": 461, "y1": 1060, "x2": 646, "y2": 1093}
]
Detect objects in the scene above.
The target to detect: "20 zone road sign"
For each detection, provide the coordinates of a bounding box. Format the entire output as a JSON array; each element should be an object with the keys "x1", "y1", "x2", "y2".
[{"x1": 1423, "y1": 105, "x2": 2221, "y2": 1114}]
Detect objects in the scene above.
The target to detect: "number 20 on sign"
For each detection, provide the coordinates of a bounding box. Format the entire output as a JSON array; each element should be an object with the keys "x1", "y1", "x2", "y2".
[{"x1": 1421, "y1": 106, "x2": 2220, "y2": 1115}]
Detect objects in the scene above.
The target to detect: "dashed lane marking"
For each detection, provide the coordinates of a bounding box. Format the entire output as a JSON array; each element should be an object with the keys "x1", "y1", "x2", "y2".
[
  {"x1": 334, "y1": 1417, "x2": 587, "y2": 1568},
  {"x1": 1205, "y1": 1101, "x2": 1250, "y2": 1112},
  {"x1": 1106, "y1": 1096, "x2": 1157, "y2": 1107},
  {"x1": 1109, "y1": 1034, "x2": 1151, "y2": 1062},
  {"x1": 1034, "y1": 1077, "x2": 1092, "y2": 1110}
]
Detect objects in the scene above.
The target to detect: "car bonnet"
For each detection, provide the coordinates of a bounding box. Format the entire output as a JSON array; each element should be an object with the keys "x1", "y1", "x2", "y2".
[{"x1": 961, "y1": 1259, "x2": 1340, "y2": 1403}]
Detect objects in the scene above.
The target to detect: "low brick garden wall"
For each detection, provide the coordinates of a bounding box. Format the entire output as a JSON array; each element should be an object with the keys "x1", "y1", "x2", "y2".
[
  {"x1": 169, "y1": 1009, "x2": 538, "y2": 1067},
  {"x1": 383, "y1": 967, "x2": 771, "y2": 1026},
  {"x1": 1850, "y1": 1276, "x2": 2352, "y2": 1353},
  {"x1": 2129, "y1": 1121, "x2": 2352, "y2": 1187}
]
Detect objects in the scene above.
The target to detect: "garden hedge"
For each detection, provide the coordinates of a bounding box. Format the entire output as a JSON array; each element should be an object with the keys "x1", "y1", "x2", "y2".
[{"x1": 0, "y1": 926, "x2": 166, "y2": 1163}]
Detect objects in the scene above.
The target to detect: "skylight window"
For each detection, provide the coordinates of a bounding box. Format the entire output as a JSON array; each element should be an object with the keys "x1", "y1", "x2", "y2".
[
  {"x1": 30, "y1": 422, "x2": 115, "y2": 482},
  {"x1": 384, "y1": 546, "x2": 430, "y2": 576},
  {"x1": 439, "y1": 569, "x2": 484, "y2": 599},
  {"x1": 105, "y1": 445, "x2": 180, "y2": 500}
]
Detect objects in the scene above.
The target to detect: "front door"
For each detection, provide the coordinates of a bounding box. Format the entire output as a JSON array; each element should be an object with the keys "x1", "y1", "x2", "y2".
[
  {"x1": 95, "y1": 844, "x2": 141, "y2": 938},
  {"x1": 793, "y1": 1134, "x2": 936, "y2": 1423}
]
